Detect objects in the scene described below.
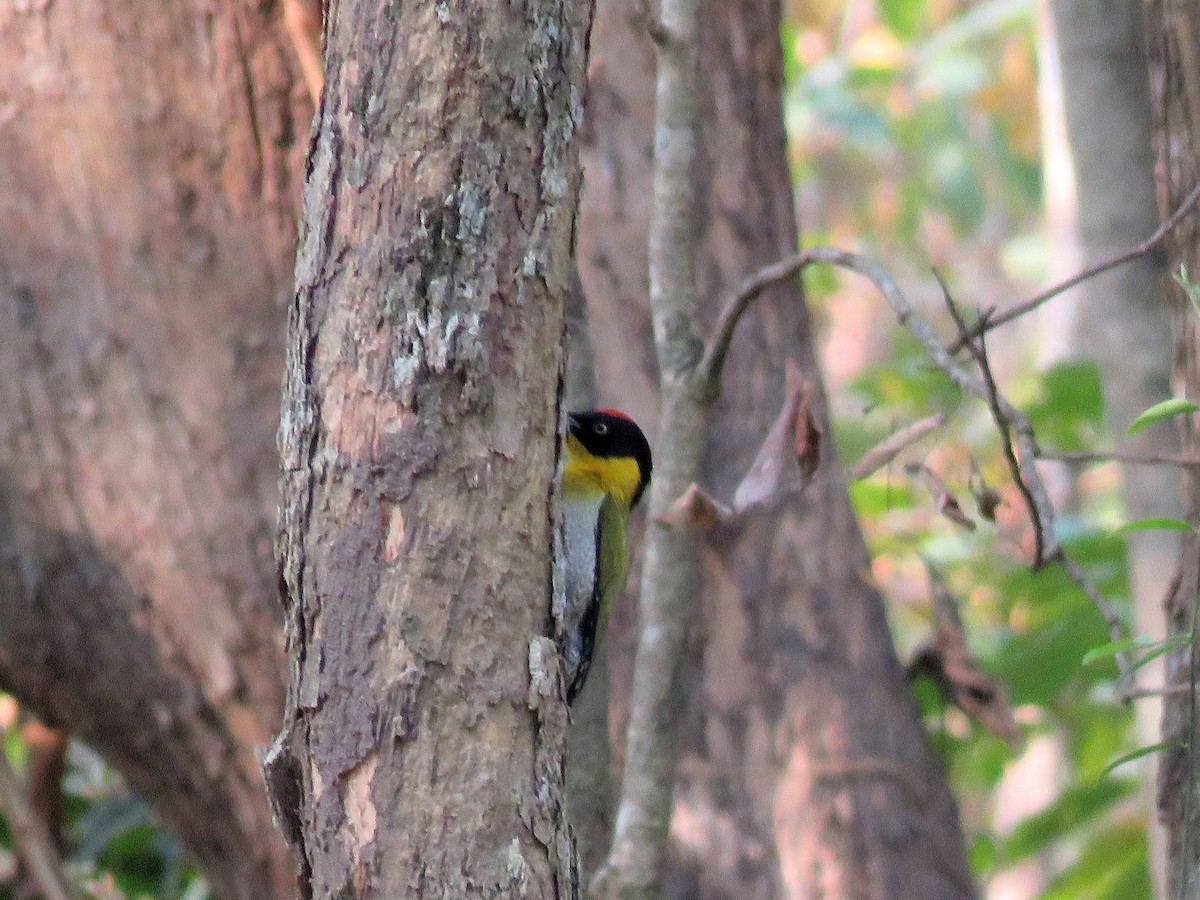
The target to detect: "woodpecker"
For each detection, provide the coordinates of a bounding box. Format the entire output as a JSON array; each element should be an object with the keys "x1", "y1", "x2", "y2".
[{"x1": 558, "y1": 409, "x2": 652, "y2": 704}]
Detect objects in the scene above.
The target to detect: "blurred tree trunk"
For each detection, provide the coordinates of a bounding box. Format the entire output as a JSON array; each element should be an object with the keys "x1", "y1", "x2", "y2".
[
  {"x1": 1147, "y1": 2, "x2": 1200, "y2": 897},
  {"x1": 1049, "y1": 1, "x2": 1178, "y2": 893},
  {"x1": 0, "y1": 3, "x2": 306, "y2": 898},
  {"x1": 578, "y1": 0, "x2": 975, "y2": 896},
  {"x1": 563, "y1": 271, "x2": 616, "y2": 881},
  {"x1": 265, "y1": 0, "x2": 593, "y2": 896}
]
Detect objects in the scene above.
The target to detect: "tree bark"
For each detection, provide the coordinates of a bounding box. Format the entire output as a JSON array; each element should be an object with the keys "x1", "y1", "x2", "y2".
[
  {"x1": 0, "y1": 2, "x2": 306, "y2": 897},
  {"x1": 1049, "y1": 1, "x2": 1178, "y2": 893},
  {"x1": 578, "y1": 0, "x2": 975, "y2": 897},
  {"x1": 1147, "y1": 3, "x2": 1200, "y2": 897},
  {"x1": 266, "y1": 1, "x2": 594, "y2": 896}
]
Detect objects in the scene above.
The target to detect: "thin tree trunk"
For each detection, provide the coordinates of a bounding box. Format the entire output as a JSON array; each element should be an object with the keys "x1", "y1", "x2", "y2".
[
  {"x1": 578, "y1": 0, "x2": 975, "y2": 896},
  {"x1": 1049, "y1": 1, "x2": 1178, "y2": 893},
  {"x1": 266, "y1": 1, "x2": 594, "y2": 896},
  {"x1": 1146, "y1": 2, "x2": 1200, "y2": 896},
  {"x1": 0, "y1": 3, "x2": 306, "y2": 897}
]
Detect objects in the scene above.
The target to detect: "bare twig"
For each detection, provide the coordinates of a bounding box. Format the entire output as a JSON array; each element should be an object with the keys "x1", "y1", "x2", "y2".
[
  {"x1": 936, "y1": 272, "x2": 1046, "y2": 566},
  {"x1": 1054, "y1": 549, "x2": 1133, "y2": 686},
  {"x1": 1128, "y1": 685, "x2": 1194, "y2": 699},
  {"x1": 850, "y1": 414, "x2": 946, "y2": 481},
  {"x1": 0, "y1": 732, "x2": 80, "y2": 900},
  {"x1": 594, "y1": 0, "x2": 703, "y2": 892},
  {"x1": 694, "y1": 245, "x2": 1135, "y2": 692},
  {"x1": 1037, "y1": 449, "x2": 1200, "y2": 468},
  {"x1": 696, "y1": 247, "x2": 827, "y2": 397},
  {"x1": 948, "y1": 182, "x2": 1200, "y2": 351}
]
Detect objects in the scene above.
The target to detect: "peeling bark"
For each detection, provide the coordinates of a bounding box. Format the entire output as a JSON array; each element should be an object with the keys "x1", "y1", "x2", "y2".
[
  {"x1": 267, "y1": 0, "x2": 594, "y2": 896},
  {"x1": 0, "y1": 2, "x2": 307, "y2": 897}
]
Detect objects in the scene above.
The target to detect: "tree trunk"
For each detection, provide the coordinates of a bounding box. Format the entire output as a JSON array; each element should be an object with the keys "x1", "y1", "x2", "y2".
[
  {"x1": 578, "y1": 0, "x2": 975, "y2": 896},
  {"x1": 0, "y1": 2, "x2": 305, "y2": 897},
  {"x1": 1049, "y1": 1, "x2": 1178, "y2": 893},
  {"x1": 265, "y1": 1, "x2": 594, "y2": 897},
  {"x1": 1146, "y1": 2, "x2": 1200, "y2": 897}
]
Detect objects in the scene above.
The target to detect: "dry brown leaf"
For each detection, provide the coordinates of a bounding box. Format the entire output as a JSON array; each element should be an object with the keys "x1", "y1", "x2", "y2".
[
  {"x1": 967, "y1": 457, "x2": 1003, "y2": 521},
  {"x1": 793, "y1": 381, "x2": 823, "y2": 480},
  {"x1": 974, "y1": 486, "x2": 1003, "y2": 521},
  {"x1": 732, "y1": 377, "x2": 821, "y2": 512},
  {"x1": 906, "y1": 462, "x2": 976, "y2": 532},
  {"x1": 657, "y1": 483, "x2": 730, "y2": 529},
  {"x1": 909, "y1": 569, "x2": 1022, "y2": 750}
]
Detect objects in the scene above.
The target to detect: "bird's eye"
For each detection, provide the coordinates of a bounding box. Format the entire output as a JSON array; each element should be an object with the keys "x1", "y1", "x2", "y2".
[{"x1": 594, "y1": 422, "x2": 609, "y2": 435}]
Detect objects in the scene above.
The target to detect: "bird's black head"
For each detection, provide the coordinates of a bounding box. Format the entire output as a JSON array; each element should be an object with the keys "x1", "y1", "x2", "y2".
[{"x1": 567, "y1": 409, "x2": 653, "y2": 507}]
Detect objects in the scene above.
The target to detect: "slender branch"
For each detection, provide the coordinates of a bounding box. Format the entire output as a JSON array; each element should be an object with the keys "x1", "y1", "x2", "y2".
[
  {"x1": 698, "y1": 247, "x2": 1063, "y2": 550},
  {"x1": 696, "y1": 183, "x2": 1188, "y2": 394},
  {"x1": 1052, "y1": 547, "x2": 1132, "y2": 686},
  {"x1": 0, "y1": 733, "x2": 80, "y2": 900},
  {"x1": 1128, "y1": 685, "x2": 1194, "y2": 699},
  {"x1": 694, "y1": 245, "x2": 1135, "y2": 691},
  {"x1": 695, "y1": 247, "x2": 826, "y2": 397},
  {"x1": 948, "y1": 182, "x2": 1200, "y2": 351},
  {"x1": 936, "y1": 273, "x2": 1046, "y2": 566},
  {"x1": 1037, "y1": 449, "x2": 1200, "y2": 468},
  {"x1": 594, "y1": 0, "x2": 703, "y2": 893},
  {"x1": 849, "y1": 414, "x2": 946, "y2": 481}
]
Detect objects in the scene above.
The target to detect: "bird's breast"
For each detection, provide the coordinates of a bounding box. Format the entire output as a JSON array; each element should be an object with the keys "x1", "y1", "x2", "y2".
[{"x1": 561, "y1": 491, "x2": 604, "y2": 605}]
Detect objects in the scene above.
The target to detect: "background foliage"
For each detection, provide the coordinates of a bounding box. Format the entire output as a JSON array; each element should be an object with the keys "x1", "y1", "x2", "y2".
[
  {"x1": 791, "y1": 1, "x2": 1151, "y2": 897},
  {"x1": 0, "y1": 0, "x2": 1160, "y2": 897}
]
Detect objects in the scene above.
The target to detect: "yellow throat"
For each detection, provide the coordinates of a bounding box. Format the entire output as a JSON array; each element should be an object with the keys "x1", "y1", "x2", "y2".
[{"x1": 563, "y1": 435, "x2": 643, "y2": 509}]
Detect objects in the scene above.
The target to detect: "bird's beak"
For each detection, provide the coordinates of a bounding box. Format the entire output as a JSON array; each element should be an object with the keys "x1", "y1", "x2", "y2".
[{"x1": 567, "y1": 412, "x2": 580, "y2": 433}]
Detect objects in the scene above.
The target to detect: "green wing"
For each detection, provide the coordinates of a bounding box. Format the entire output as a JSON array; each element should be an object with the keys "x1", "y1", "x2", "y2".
[{"x1": 595, "y1": 495, "x2": 630, "y2": 640}]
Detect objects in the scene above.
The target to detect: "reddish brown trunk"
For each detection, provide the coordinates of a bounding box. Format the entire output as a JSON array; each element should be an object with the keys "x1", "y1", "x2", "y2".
[
  {"x1": 0, "y1": 2, "x2": 306, "y2": 897},
  {"x1": 579, "y1": 0, "x2": 974, "y2": 896}
]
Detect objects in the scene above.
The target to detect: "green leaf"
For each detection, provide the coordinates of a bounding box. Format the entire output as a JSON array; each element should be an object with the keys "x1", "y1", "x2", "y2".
[
  {"x1": 991, "y1": 544, "x2": 1120, "y2": 704},
  {"x1": 1100, "y1": 740, "x2": 1179, "y2": 778},
  {"x1": 1082, "y1": 636, "x2": 1151, "y2": 668},
  {"x1": 879, "y1": 0, "x2": 925, "y2": 40},
  {"x1": 995, "y1": 778, "x2": 1134, "y2": 866},
  {"x1": 1131, "y1": 632, "x2": 1193, "y2": 672},
  {"x1": 1084, "y1": 633, "x2": 1192, "y2": 671},
  {"x1": 1041, "y1": 821, "x2": 1150, "y2": 900},
  {"x1": 1175, "y1": 264, "x2": 1200, "y2": 321},
  {"x1": 1117, "y1": 517, "x2": 1195, "y2": 534},
  {"x1": 1127, "y1": 398, "x2": 1200, "y2": 435},
  {"x1": 915, "y1": 51, "x2": 987, "y2": 99},
  {"x1": 1025, "y1": 362, "x2": 1104, "y2": 452}
]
